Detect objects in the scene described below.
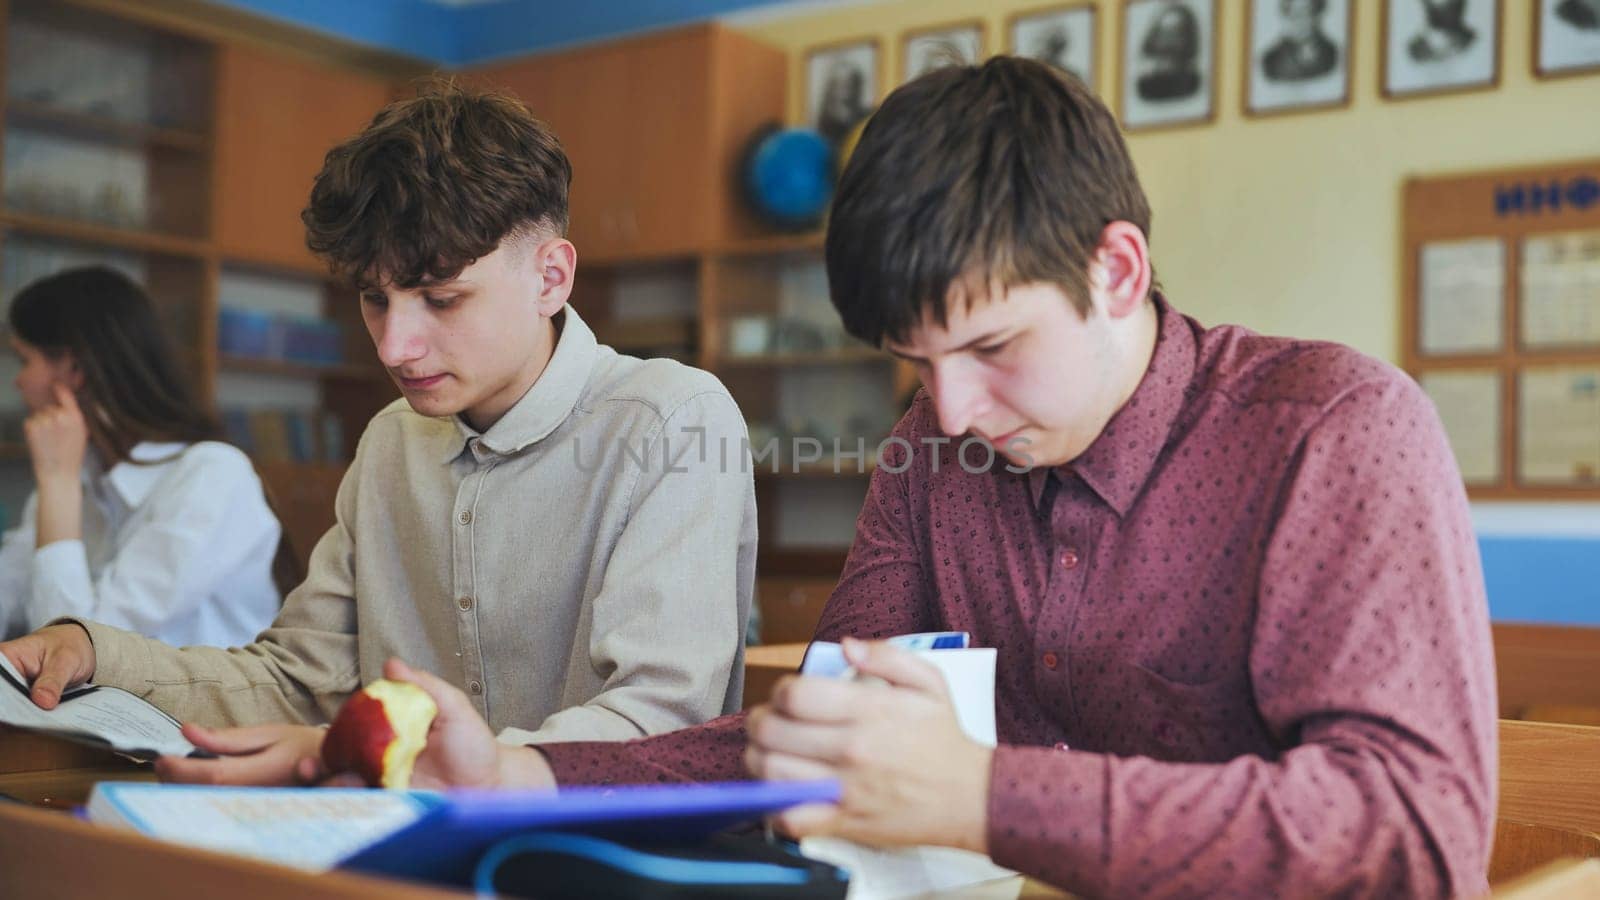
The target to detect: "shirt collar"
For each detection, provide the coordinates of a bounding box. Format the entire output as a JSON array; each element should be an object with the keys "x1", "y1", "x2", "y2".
[
  {"x1": 1028, "y1": 293, "x2": 1199, "y2": 517},
  {"x1": 103, "y1": 442, "x2": 190, "y2": 508},
  {"x1": 439, "y1": 305, "x2": 598, "y2": 465}
]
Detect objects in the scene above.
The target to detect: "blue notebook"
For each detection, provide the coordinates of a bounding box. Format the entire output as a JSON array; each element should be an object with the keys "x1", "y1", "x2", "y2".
[{"x1": 88, "y1": 779, "x2": 839, "y2": 885}]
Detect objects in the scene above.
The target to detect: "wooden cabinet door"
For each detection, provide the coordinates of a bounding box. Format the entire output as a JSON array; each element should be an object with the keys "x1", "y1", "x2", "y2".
[
  {"x1": 212, "y1": 45, "x2": 392, "y2": 272},
  {"x1": 479, "y1": 42, "x2": 636, "y2": 263},
  {"x1": 613, "y1": 29, "x2": 714, "y2": 260}
]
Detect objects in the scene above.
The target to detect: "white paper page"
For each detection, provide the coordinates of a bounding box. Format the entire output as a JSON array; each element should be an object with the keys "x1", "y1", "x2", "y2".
[
  {"x1": 89, "y1": 783, "x2": 429, "y2": 871},
  {"x1": 1418, "y1": 238, "x2": 1504, "y2": 355},
  {"x1": 802, "y1": 648, "x2": 1019, "y2": 899},
  {"x1": 0, "y1": 652, "x2": 195, "y2": 758}
]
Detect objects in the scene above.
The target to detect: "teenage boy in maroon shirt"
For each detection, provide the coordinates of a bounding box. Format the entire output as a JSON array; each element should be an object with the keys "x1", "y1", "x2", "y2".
[{"x1": 339, "y1": 58, "x2": 1497, "y2": 898}]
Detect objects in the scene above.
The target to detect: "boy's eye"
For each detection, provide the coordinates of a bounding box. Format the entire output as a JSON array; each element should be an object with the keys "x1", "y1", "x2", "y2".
[
  {"x1": 974, "y1": 341, "x2": 1010, "y2": 357},
  {"x1": 425, "y1": 295, "x2": 459, "y2": 309}
]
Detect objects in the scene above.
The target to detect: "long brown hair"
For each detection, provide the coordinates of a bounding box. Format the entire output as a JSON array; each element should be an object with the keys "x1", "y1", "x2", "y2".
[
  {"x1": 8, "y1": 265, "x2": 221, "y2": 465},
  {"x1": 10, "y1": 265, "x2": 304, "y2": 597}
]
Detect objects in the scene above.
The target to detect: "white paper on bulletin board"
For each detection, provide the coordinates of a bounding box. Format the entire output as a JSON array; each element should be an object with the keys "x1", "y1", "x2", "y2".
[
  {"x1": 1518, "y1": 367, "x2": 1600, "y2": 486},
  {"x1": 1420, "y1": 370, "x2": 1500, "y2": 485},
  {"x1": 1521, "y1": 230, "x2": 1600, "y2": 350},
  {"x1": 1419, "y1": 238, "x2": 1504, "y2": 356}
]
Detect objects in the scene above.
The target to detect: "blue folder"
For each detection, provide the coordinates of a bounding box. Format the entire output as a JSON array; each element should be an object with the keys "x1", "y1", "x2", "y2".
[{"x1": 340, "y1": 780, "x2": 840, "y2": 884}]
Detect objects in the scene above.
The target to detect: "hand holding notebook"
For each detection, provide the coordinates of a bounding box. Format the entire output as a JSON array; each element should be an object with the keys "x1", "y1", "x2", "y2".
[{"x1": 751, "y1": 634, "x2": 1019, "y2": 898}]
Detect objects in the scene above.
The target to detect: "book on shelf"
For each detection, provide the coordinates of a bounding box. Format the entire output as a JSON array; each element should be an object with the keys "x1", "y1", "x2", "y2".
[{"x1": 222, "y1": 409, "x2": 346, "y2": 465}]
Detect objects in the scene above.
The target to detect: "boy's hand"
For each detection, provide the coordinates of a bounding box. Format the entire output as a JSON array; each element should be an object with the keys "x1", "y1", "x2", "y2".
[
  {"x1": 0, "y1": 623, "x2": 97, "y2": 709},
  {"x1": 744, "y1": 638, "x2": 993, "y2": 853},
  {"x1": 156, "y1": 723, "x2": 327, "y2": 786},
  {"x1": 376, "y1": 658, "x2": 556, "y2": 791}
]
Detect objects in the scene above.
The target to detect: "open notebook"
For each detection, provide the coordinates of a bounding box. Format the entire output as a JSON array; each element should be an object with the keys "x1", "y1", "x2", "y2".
[{"x1": 0, "y1": 652, "x2": 199, "y2": 759}]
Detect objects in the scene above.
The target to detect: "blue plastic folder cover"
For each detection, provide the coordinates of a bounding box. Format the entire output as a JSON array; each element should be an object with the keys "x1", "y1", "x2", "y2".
[{"x1": 341, "y1": 779, "x2": 841, "y2": 884}]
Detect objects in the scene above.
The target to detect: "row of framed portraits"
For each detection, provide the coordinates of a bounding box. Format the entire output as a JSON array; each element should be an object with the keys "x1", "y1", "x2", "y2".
[{"x1": 806, "y1": 0, "x2": 1600, "y2": 136}]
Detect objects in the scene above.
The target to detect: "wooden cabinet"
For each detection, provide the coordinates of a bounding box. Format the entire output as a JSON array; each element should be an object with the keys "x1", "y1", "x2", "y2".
[
  {"x1": 470, "y1": 24, "x2": 785, "y2": 263},
  {"x1": 757, "y1": 576, "x2": 837, "y2": 645},
  {"x1": 211, "y1": 44, "x2": 393, "y2": 273}
]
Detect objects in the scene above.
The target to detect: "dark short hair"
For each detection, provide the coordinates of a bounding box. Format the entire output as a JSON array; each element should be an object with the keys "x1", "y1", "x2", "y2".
[
  {"x1": 303, "y1": 78, "x2": 572, "y2": 290},
  {"x1": 8, "y1": 266, "x2": 219, "y2": 462},
  {"x1": 825, "y1": 56, "x2": 1153, "y2": 347}
]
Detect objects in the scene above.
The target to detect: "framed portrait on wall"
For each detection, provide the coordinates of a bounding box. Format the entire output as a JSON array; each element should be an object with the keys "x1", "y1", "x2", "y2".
[
  {"x1": 1382, "y1": 0, "x2": 1502, "y2": 99},
  {"x1": 805, "y1": 38, "x2": 880, "y2": 144},
  {"x1": 1007, "y1": 3, "x2": 1098, "y2": 92},
  {"x1": 1244, "y1": 0, "x2": 1354, "y2": 116},
  {"x1": 1119, "y1": 0, "x2": 1218, "y2": 131},
  {"x1": 1535, "y1": 0, "x2": 1600, "y2": 78},
  {"x1": 901, "y1": 20, "x2": 985, "y2": 84}
]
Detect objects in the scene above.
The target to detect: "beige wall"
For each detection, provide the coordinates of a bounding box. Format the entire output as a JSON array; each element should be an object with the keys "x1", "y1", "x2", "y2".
[{"x1": 736, "y1": 0, "x2": 1600, "y2": 363}]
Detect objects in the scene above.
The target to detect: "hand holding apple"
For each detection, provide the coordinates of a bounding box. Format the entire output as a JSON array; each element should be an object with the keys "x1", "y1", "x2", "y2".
[{"x1": 321, "y1": 678, "x2": 438, "y2": 789}]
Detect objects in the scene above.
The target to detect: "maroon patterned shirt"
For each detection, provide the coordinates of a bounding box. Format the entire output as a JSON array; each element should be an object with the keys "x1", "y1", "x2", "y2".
[{"x1": 539, "y1": 296, "x2": 1497, "y2": 898}]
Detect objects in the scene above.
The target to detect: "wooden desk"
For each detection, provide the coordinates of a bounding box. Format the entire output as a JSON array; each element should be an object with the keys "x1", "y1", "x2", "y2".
[
  {"x1": 0, "y1": 728, "x2": 1068, "y2": 898},
  {"x1": 0, "y1": 725, "x2": 153, "y2": 807},
  {"x1": 743, "y1": 642, "x2": 808, "y2": 709}
]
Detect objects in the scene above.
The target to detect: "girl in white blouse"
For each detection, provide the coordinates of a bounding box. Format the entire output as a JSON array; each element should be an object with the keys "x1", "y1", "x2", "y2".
[{"x1": 0, "y1": 266, "x2": 284, "y2": 646}]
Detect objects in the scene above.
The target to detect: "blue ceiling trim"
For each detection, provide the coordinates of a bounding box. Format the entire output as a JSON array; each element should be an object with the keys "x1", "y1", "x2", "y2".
[
  {"x1": 206, "y1": 0, "x2": 801, "y2": 67},
  {"x1": 452, "y1": 0, "x2": 797, "y2": 66}
]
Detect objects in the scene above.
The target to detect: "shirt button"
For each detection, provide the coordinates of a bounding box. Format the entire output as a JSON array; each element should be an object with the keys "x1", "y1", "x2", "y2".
[
  {"x1": 458, "y1": 510, "x2": 473, "y2": 525},
  {"x1": 469, "y1": 680, "x2": 483, "y2": 695},
  {"x1": 1060, "y1": 549, "x2": 1080, "y2": 570},
  {"x1": 1042, "y1": 651, "x2": 1059, "y2": 670},
  {"x1": 458, "y1": 596, "x2": 473, "y2": 611},
  {"x1": 1054, "y1": 742, "x2": 1070, "y2": 752}
]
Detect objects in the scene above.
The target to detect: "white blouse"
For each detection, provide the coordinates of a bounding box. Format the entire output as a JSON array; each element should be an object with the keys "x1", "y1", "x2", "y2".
[{"x1": 0, "y1": 441, "x2": 282, "y2": 647}]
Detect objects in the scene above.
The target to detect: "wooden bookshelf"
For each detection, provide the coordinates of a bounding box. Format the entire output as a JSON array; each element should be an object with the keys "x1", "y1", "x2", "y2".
[
  {"x1": 0, "y1": 211, "x2": 211, "y2": 259},
  {"x1": 218, "y1": 354, "x2": 386, "y2": 383},
  {"x1": 5, "y1": 100, "x2": 210, "y2": 152},
  {"x1": 717, "y1": 348, "x2": 891, "y2": 368}
]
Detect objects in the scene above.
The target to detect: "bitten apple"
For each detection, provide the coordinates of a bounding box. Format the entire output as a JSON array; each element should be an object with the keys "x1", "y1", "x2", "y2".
[{"x1": 321, "y1": 679, "x2": 438, "y2": 789}]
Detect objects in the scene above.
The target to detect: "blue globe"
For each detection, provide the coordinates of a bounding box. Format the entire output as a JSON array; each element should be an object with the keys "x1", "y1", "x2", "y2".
[{"x1": 742, "y1": 127, "x2": 834, "y2": 230}]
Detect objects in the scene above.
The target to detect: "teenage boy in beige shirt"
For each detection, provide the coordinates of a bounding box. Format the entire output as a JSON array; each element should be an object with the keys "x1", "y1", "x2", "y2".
[{"x1": 0, "y1": 82, "x2": 757, "y2": 784}]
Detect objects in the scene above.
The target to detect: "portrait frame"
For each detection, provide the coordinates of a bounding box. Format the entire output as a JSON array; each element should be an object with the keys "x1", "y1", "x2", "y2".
[
  {"x1": 1381, "y1": 0, "x2": 1502, "y2": 100},
  {"x1": 1006, "y1": 2, "x2": 1100, "y2": 93},
  {"x1": 804, "y1": 37, "x2": 882, "y2": 145},
  {"x1": 900, "y1": 19, "x2": 987, "y2": 85},
  {"x1": 1243, "y1": 0, "x2": 1355, "y2": 118},
  {"x1": 1118, "y1": 0, "x2": 1219, "y2": 132},
  {"x1": 1533, "y1": 0, "x2": 1600, "y2": 79}
]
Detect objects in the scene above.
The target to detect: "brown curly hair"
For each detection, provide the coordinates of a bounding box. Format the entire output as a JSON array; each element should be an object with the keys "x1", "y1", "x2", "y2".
[{"x1": 302, "y1": 78, "x2": 572, "y2": 290}]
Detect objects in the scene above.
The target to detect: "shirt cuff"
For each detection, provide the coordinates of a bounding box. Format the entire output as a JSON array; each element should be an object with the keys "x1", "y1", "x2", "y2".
[
  {"x1": 30, "y1": 539, "x2": 93, "y2": 615},
  {"x1": 986, "y1": 744, "x2": 1112, "y2": 898}
]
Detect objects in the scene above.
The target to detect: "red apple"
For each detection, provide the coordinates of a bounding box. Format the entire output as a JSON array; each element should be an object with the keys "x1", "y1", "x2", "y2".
[{"x1": 321, "y1": 678, "x2": 437, "y2": 789}]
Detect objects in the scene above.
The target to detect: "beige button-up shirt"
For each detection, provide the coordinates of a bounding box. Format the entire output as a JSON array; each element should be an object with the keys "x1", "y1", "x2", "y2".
[{"x1": 73, "y1": 307, "x2": 757, "y2": 744}]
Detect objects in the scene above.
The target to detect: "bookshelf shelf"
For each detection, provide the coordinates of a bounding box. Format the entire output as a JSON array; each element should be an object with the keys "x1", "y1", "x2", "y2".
[
  {"x1": 218, "y1": 354, "x2": 384, "y2": 383},
  {"x1": 591, "y1": 317, "x2": 696, "y2": 352},
  {"x1": 716, "y1": 348, "x2": 889, "y2": 368},
  {"x1": 710, "y1": 231, "x2": 826, "y2": 257},
  {"x1": 0, "y1": 211, "x2": 210, "y2": 258},
  {"x1": 5, "y1": 102, "x2": 210, "y2": 153}
]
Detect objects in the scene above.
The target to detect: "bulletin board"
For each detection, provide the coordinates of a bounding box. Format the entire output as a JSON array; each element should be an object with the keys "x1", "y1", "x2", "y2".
[{"x1": 1402, "y1": 158, "x2": 1600, "y2": 498}]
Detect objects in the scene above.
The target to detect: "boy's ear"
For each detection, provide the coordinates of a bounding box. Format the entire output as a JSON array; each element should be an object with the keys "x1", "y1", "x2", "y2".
[
  {"x1": 532, "y1": 237, "x2": 577, "y2": 316},
  {"x1": 1091, "y1": 221, "x2": 1152, "y2": 320}
]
